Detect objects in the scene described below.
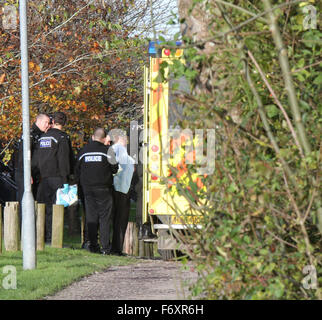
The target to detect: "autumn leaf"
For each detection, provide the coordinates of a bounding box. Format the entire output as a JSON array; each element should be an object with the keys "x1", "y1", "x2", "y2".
[
  {"x1": 80, "y1": 101, "x2": 87, "y2": 111},
  {"x1": 74, "y1": 86, "x2": 82, "y2": 95},
  {"x1": 0, "y1": 0, "x2": 144, "y2": 147},
  {"x1": 0, "y1": 73, "x2": 5, "y2": 84},
  {"x1": 29, "y1": 61, "x2": 35, "y2": 70}
]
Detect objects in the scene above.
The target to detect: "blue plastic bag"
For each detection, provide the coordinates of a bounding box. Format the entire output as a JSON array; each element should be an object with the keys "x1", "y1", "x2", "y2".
[{"x1": 56, "y1": 184, "x2": 78, "y2": 207}]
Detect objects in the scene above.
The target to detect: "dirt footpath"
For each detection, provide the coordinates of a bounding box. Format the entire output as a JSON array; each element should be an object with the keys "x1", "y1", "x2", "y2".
[{"x1": 46, "y1": 259, "x2": 198, "y2": 300}]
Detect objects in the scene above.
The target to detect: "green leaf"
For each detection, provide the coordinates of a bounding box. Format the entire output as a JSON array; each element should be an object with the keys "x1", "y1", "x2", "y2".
[
  {"x1": 158, "y1": 35, "x2": 166, "y2": 43},
  {"x1": 265, "y1": 104, "x2": 279, "y2": 118},
  {"x1": 296, "y1": 58, "x2": 305, "y2": 68},
  {"x1": 299, "y1": 100, "x2": 311, "y2": 110},
  {"x1": 269, "y1": 281, "x2": 285, "y2": 299},
  {"x1": 227, "y1": 183, "x2": 238, "y2": 193},
  {"x1": 216, "y1": 246, "x2": 227, "y2": 259},
  {"x1": 313, "y1": 74, "x2": 322, "y2": 85},
  {"x1": 173, "y1": 32, "x2": 181, "y2": 41}
]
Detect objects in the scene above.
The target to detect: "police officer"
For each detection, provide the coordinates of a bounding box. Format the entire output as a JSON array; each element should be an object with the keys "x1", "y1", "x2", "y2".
[
  {"x1": 14, "y1": 113, "x2": 50, "y2": 220},
  {"x1": 32, "y1": 111, "x2": 73, "y2": 243},
  {"x1": 75, "y1": 128, "x2": 118, "y2": 254}
]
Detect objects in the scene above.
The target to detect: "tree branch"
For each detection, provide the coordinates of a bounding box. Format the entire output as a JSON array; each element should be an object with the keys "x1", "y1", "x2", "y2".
[
  {"x1": 247, "y1": 49, "x2": 304, "y2": 158},
  {"x1": 263, "y1": 0, "x2": 311, "y2": 155}
]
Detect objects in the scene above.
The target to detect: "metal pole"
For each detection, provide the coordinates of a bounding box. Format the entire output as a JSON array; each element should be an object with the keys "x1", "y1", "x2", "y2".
[
  {"x1": 130, "y1": 121, "x2": 139, "y2": 164},
  {"x1": 19, "y1": 0, "x2": 36, "y2": 270}
]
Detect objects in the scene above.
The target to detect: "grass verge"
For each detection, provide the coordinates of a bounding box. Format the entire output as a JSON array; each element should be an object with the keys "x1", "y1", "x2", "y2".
[
  {"x1": 0, "y1": 201, "x2": 141, "y2": 300},
  {"x1": 0, "y1": 237, "x2": 138, "y2": 300}
]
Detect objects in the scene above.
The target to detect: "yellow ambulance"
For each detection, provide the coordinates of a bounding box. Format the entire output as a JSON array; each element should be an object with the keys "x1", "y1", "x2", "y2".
[{"x1": 142, "y1": 41, "x2": 209, "y2": 259}]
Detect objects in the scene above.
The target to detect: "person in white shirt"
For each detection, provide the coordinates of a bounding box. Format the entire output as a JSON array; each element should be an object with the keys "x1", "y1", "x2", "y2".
[{"x1": 110, "y1": 130, "x2": 135, "y2": 255}]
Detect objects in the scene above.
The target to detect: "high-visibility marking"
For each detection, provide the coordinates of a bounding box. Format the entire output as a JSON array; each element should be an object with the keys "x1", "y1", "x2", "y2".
[
  {"x1": 85, "y1": 155, "x2": 102, "y2": 162},
  {"x1": 152, "y1": 84, "x2": 163, "y2": 105},
  {"x1": 153, "y1": 58, "x2": 161, "y2": 72},
  {"x1": 152, "y1": 116, "x2": 162, "y2": 134},
  {"x1": 39, "y1": 136, "x2": 58, "y2": 144},
  {"x1": 79, "y1": 152, "x2": 109, "y2": 161},
  {"x1": 151, "y1": 188, "x2": 161, "y2": 205},
  {"x1": 39, "y1": 139, "x2": 52, "y2": 148}
]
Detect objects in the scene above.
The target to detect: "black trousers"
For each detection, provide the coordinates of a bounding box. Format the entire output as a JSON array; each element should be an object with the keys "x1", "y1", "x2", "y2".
[
  {"x1": 37, "y1": 176, "x2": 63, "y2": 242},
  {"x1": 15, "y1": 170, "x2": 39, "y2": 224},
  {"x1": 15, "y1": 171, "x2": 39, "y2": 202},
  {"x1": 112, "y1": 190, "x2": 131, "y2": 254},
  {"x1": 83, "y1": 186, "x2": 113, "y2": 251},
  {"x1": 78, "y1": 185, "x2": 89, "y2": 243}
]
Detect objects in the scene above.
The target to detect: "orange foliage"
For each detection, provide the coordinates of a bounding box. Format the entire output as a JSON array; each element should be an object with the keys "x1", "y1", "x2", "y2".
[{"x1": 0, "y1": 0, "x2": 146, "y2": 151}]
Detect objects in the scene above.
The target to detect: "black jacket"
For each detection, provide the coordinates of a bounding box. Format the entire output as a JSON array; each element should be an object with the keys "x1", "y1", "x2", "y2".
[
  {"x1": 32, "y1": 128, "x2": 73, "y2": 184},
  {"x1": 75, "y1": 140, "x2": 118, "y2": 189},
  {"x1": 14, "y1": 123, "x2": 44, "y2": 176}
]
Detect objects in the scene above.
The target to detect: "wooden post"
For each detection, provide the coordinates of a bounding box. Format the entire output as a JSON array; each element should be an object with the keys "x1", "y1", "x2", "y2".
[
  {"x1": 4, "y1": 202, "x2": 20, "y2": 251},
  {"x1": 138, "y1": 240, "x2": 155, "y2": 258},
  {"x1": 123, "y1": 222, "x2": 139, "y2": 256},
  {"x1": 52, "y1": 204, "x2": 64, "y2": 248},
  {"x1": 0, "y1": 204, "x2": 2, "y2": 254},
  {"x1": 123, "y1": 222, "x2": 133, "y2": 255},
  {"x1": 123, "y1": 222, "x2": 130, "y2": 255},
  {"x1": 153, "y1": 241, "x2": 158, "y2": 257},
  {"x1": 139, "y1": 239, "x2": 145, "y2": 258},
  {"x1": 144, "y1": 241, "x2": 154, "y2": 259},
  {"x1": 128, "y1": 223, "x2": 133, "y2": 255},
  {"x1": 144, "y1": 241, "x2": 149, "y2": 258},
  {"x1": 36, "y1": 203, "x2": 45, "y2": 251},
  {"x1": 133, "y1": 224, "x2": 139, "y2": 256}
]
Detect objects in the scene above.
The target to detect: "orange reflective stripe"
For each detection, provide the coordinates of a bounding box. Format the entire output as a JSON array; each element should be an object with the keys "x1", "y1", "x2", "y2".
[
  {"x1": 153, "y1": 58, "x2": 161, "y2": 72},
  {"x1": 152, "y1": 84, "x2": 163, "y2": 105},
  {"x1": 151, "y1": 188, "x2": 161, "y2": 205},
  {"x1": 152, "y1": 116, "x2": 162, "y2": 133}
]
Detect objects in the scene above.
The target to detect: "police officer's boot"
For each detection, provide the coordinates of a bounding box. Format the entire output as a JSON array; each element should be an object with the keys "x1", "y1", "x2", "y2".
[
  {"x1": 89, "y1": 243, "x2": 101, "y2": 254},
  {"x1": 81, "y1": 240, "x2": 91, "y2": 250}
]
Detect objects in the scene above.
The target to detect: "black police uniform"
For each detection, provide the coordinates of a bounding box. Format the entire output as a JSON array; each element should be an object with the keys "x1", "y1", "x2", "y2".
[
  {"x1": 32, "y1": 127, "x2": 73, "y2": 242},
  {"x1": 14, "y1": 123, "x2": 44, "y2": 201},
  {"x1": 75, "y1": 140, "x2": 118, "y2": 253},
  {"x1": 13, "y1": 123, "x2": 44, "y2": 222}
]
